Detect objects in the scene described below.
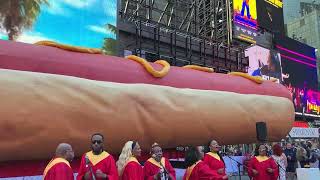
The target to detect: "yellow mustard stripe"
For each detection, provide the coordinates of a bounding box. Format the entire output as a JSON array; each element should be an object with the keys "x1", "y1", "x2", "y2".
[
  {"x1": 183, "y1": 65, "x2": 214, "y2": 73},
  {"x1": 228, "y1": 72, "x2": 264, "y2": 84},
  {"x1": 126, "y1": 55, "x2": 170, "y2": 78},
  {"x1": 34, "y1": 41, "x2": 102, "y2": 54}
]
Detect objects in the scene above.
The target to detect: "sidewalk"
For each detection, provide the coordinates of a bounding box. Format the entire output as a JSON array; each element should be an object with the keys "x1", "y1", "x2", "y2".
[{"x1": 229, "y1": 175, "x2": 250, "y2": 180}]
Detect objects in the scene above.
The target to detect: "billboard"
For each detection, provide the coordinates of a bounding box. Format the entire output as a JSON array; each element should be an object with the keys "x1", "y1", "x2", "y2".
[
  {"x1": 245, "y1": 45, "x2": 282, "y2": 83},
  {"x1": 233, "y1": 0, "x2": 258, "y2": 29},
  {"x1": 0, "y1": 0, "x2": 117, "y2": 54},
  {"x1": 256, "y1": 0, "x2": 284, "y2": 34},
  {"x1": 233, "y1": 0, "x2": 258, "y2": 43},
  {"x1": 275, "y1": 35, "x2": 319, "y2": 115}
]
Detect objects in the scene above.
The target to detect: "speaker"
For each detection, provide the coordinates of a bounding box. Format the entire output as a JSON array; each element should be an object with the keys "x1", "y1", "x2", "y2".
[{"x1": 256, "y1": 122, "x2": 267, "y2": 142}]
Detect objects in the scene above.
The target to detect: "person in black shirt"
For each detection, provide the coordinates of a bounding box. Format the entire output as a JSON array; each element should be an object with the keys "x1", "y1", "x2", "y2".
[{"x1": 284, "y1": 143, "x2": 297, "y2": 180}]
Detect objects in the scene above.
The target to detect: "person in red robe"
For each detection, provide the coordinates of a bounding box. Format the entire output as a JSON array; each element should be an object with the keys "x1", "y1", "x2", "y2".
[
  {"x1": 203, "y1": 140, "x2": 228, "y2": 180},
  {"x1": 43, "y1": 143, "x2": 75, "y2": 180},
  {"x1": 248, "y1": 144, "x2": 279, "y2": 180},
  {"x1": 183, "y1": 146, "x2": 224, "y2": 180},
  {"x1": 116, "y1": 141, "x2": 143, "y2": 180},
  {"x1": 77, "y1": 133, "x2": 118, "y2": 180},
  {"x1": 144, "y1": 143, "x2": 176, "y2": 180}
]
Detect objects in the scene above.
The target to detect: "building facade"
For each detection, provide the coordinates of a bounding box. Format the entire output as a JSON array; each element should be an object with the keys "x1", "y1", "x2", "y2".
[
  {"x1": 285, "y1": 2, "x2": 320, "y2": 88},
  {"x1": 283, "y1": 0, "x2": 319, "y2": 24}
]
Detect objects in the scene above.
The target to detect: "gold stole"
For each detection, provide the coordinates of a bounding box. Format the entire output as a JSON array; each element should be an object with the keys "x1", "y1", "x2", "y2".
[
  {"x1": 207, "y1": 152, "x2": 221, "y2": 161},
  {"x1": 147, "y1": 157, "x2": 166, "y2": 168},
  {"x1": 121, "y1": 157, "x2": 140, "y2": 176},
  {"x1": 43, "y1": 157, "x2": 71, "y2": 179},
  {"x1": 255, "y1": 155, "x2": 269, "y2": 162},
  {"x1": 86, "y1": 151, "x2": 110, "y2": 166},
  {"x1": 185, "y1": 160, "x2": 201, "y2": 180}
]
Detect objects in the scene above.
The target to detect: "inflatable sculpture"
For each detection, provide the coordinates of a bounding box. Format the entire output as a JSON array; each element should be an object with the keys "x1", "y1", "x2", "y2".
[{"x1": 0, "y1": 40, "x2": 294, "y2": 162}]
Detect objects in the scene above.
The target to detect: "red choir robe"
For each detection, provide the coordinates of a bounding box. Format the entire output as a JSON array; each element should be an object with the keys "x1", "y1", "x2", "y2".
[
  {"x1": 248, "y1": 156, "x2": 279, "y2": 180},
  {"x1": 43, "y1": 157, "x2": 74, "y2": 180},
  {"x1": 143, "y1": 157, "x2": 176, "y2": 180},
  {"x1": 203, "y1": 152, "x2": 226, "y2": 180},
  {"x1": 77, "y1": 151, "x2": 118, "y2": 180},
  {"x1": 183, "y1": 160, "x2": 221, "y2": 180},
  {"x1": 121, "y1": 157, "x2": 144, "y2": 180}
]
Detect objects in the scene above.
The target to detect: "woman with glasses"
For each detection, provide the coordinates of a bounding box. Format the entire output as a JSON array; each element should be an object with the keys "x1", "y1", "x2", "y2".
[
  {"x1": 248, "y1": 144, "x2": 278, "y2": 180},
  {"x1": 116, "y1": 141, "x2": 143, "y2": 180}
]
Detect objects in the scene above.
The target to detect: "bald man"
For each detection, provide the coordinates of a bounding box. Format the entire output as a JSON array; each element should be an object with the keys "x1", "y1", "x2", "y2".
[{"x1": 43, "y1": 143, "x2": 75, "y2": 180}]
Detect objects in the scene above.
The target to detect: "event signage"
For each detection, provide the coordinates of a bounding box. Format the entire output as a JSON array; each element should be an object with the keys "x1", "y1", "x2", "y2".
[{"x1": 289, "y1": 127, "x2": 319, "y2": 138}]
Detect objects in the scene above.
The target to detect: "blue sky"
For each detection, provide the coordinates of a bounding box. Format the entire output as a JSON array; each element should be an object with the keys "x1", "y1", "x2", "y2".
[{"x1": 0, "y1": 0, "x2": 117, "y2": 48}]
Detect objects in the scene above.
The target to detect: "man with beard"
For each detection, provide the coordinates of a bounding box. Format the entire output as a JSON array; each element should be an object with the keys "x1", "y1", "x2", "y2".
[{"x1": 77, "y1": 133, "x2": 118, "y2": 180}]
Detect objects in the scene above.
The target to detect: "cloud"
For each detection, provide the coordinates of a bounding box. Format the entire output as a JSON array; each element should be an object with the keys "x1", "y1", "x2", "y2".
[
  {"x1": 86, "y1": 25, "x2": 115, "y2": 37},
  {"x1": 16, "y1": 32, "x2": 56, "y2": 44},
  {"x1": 43, "y1": 1, "x2": 71, "y2": 16},
  {"x1": 62, "y1": 0, "x2": 96, "y2": 9},
  {"x1": 103, "y1": 0, "x2": 117, "y2": 18}
]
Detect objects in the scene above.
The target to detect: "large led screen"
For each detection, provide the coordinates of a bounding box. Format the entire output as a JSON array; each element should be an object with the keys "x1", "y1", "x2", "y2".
[
  {"x1": 256, "y1": 0, "x2": 284, "y2": 34},
  {"x1": 245, "y1": 45, "x2": 282, "y2": 83},
  {"x1": 0, "y1": 0, "x2": 117, "y2": 54},
  {"x1": 275, "y1": 35, "x2": 319, "y2": 115},
  {"x1": 233, "y1": 0, "x2": 259, "y2": 43},
  {"x1": 233, "y1": 0, "x2": 258, "y2": 29}
]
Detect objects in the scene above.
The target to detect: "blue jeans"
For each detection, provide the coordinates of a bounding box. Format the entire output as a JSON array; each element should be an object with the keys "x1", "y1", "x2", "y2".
[{"x1": 241, "y1": 1, "x2": 251, "y2": 19}]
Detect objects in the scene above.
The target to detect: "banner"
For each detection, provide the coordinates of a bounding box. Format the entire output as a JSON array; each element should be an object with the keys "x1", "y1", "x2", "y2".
[
  {"x1": 296, "y1": 168, "x2": 320, "y2": 180},
  {"x1": 289, "y1": 128, "x2": 319, "y2": 138}
]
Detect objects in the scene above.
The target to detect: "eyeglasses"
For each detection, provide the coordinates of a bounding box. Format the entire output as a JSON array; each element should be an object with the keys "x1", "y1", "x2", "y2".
[{"x1": 92, "y1": 140, "x2": 102, "y2": 144}]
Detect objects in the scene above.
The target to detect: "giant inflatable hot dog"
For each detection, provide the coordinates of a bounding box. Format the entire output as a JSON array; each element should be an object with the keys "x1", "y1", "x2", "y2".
[{"x1": 0, "y1": 40, "x2": 294, "y2": 162}]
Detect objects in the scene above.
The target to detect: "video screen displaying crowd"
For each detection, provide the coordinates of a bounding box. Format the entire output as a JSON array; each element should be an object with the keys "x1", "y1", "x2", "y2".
[{"x1": 43, "y1": 133, "x2": 320, "y2": 180}]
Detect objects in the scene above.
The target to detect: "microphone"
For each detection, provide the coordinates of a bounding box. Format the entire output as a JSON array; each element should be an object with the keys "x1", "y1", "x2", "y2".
[
  {"x1": 85, "y1": 155, "x2": 90, "y2": 168},
  {"x1": 85, "y1": 155, "x2": 96, "y2": 180},
  {"x1": 152, "y1": 154, "x2": 169, "y2": 177}
]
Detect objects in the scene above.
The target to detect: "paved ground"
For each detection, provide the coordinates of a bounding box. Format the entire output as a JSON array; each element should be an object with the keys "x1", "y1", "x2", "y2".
[{"x1": 229, "y1": 175, "x2": 250, "y2": 180}]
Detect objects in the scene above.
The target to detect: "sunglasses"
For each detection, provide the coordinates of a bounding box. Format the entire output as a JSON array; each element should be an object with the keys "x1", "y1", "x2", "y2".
[{"x1": 92, "y1": 140, "x2": 102, "y2": 144}]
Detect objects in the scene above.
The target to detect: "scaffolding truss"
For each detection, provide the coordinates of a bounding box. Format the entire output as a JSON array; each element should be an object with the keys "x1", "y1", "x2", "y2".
[{"x1": 119, "y1": 0, "x2": 248, "y2": 72}]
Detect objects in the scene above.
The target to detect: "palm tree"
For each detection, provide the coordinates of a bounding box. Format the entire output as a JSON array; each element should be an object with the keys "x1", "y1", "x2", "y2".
[
  {"x1": 0, "y1": 0, "x2": 49, "y2": 40},
  {"x1": 102, "y1": 24, "x2": 117, "y2": 56}
]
